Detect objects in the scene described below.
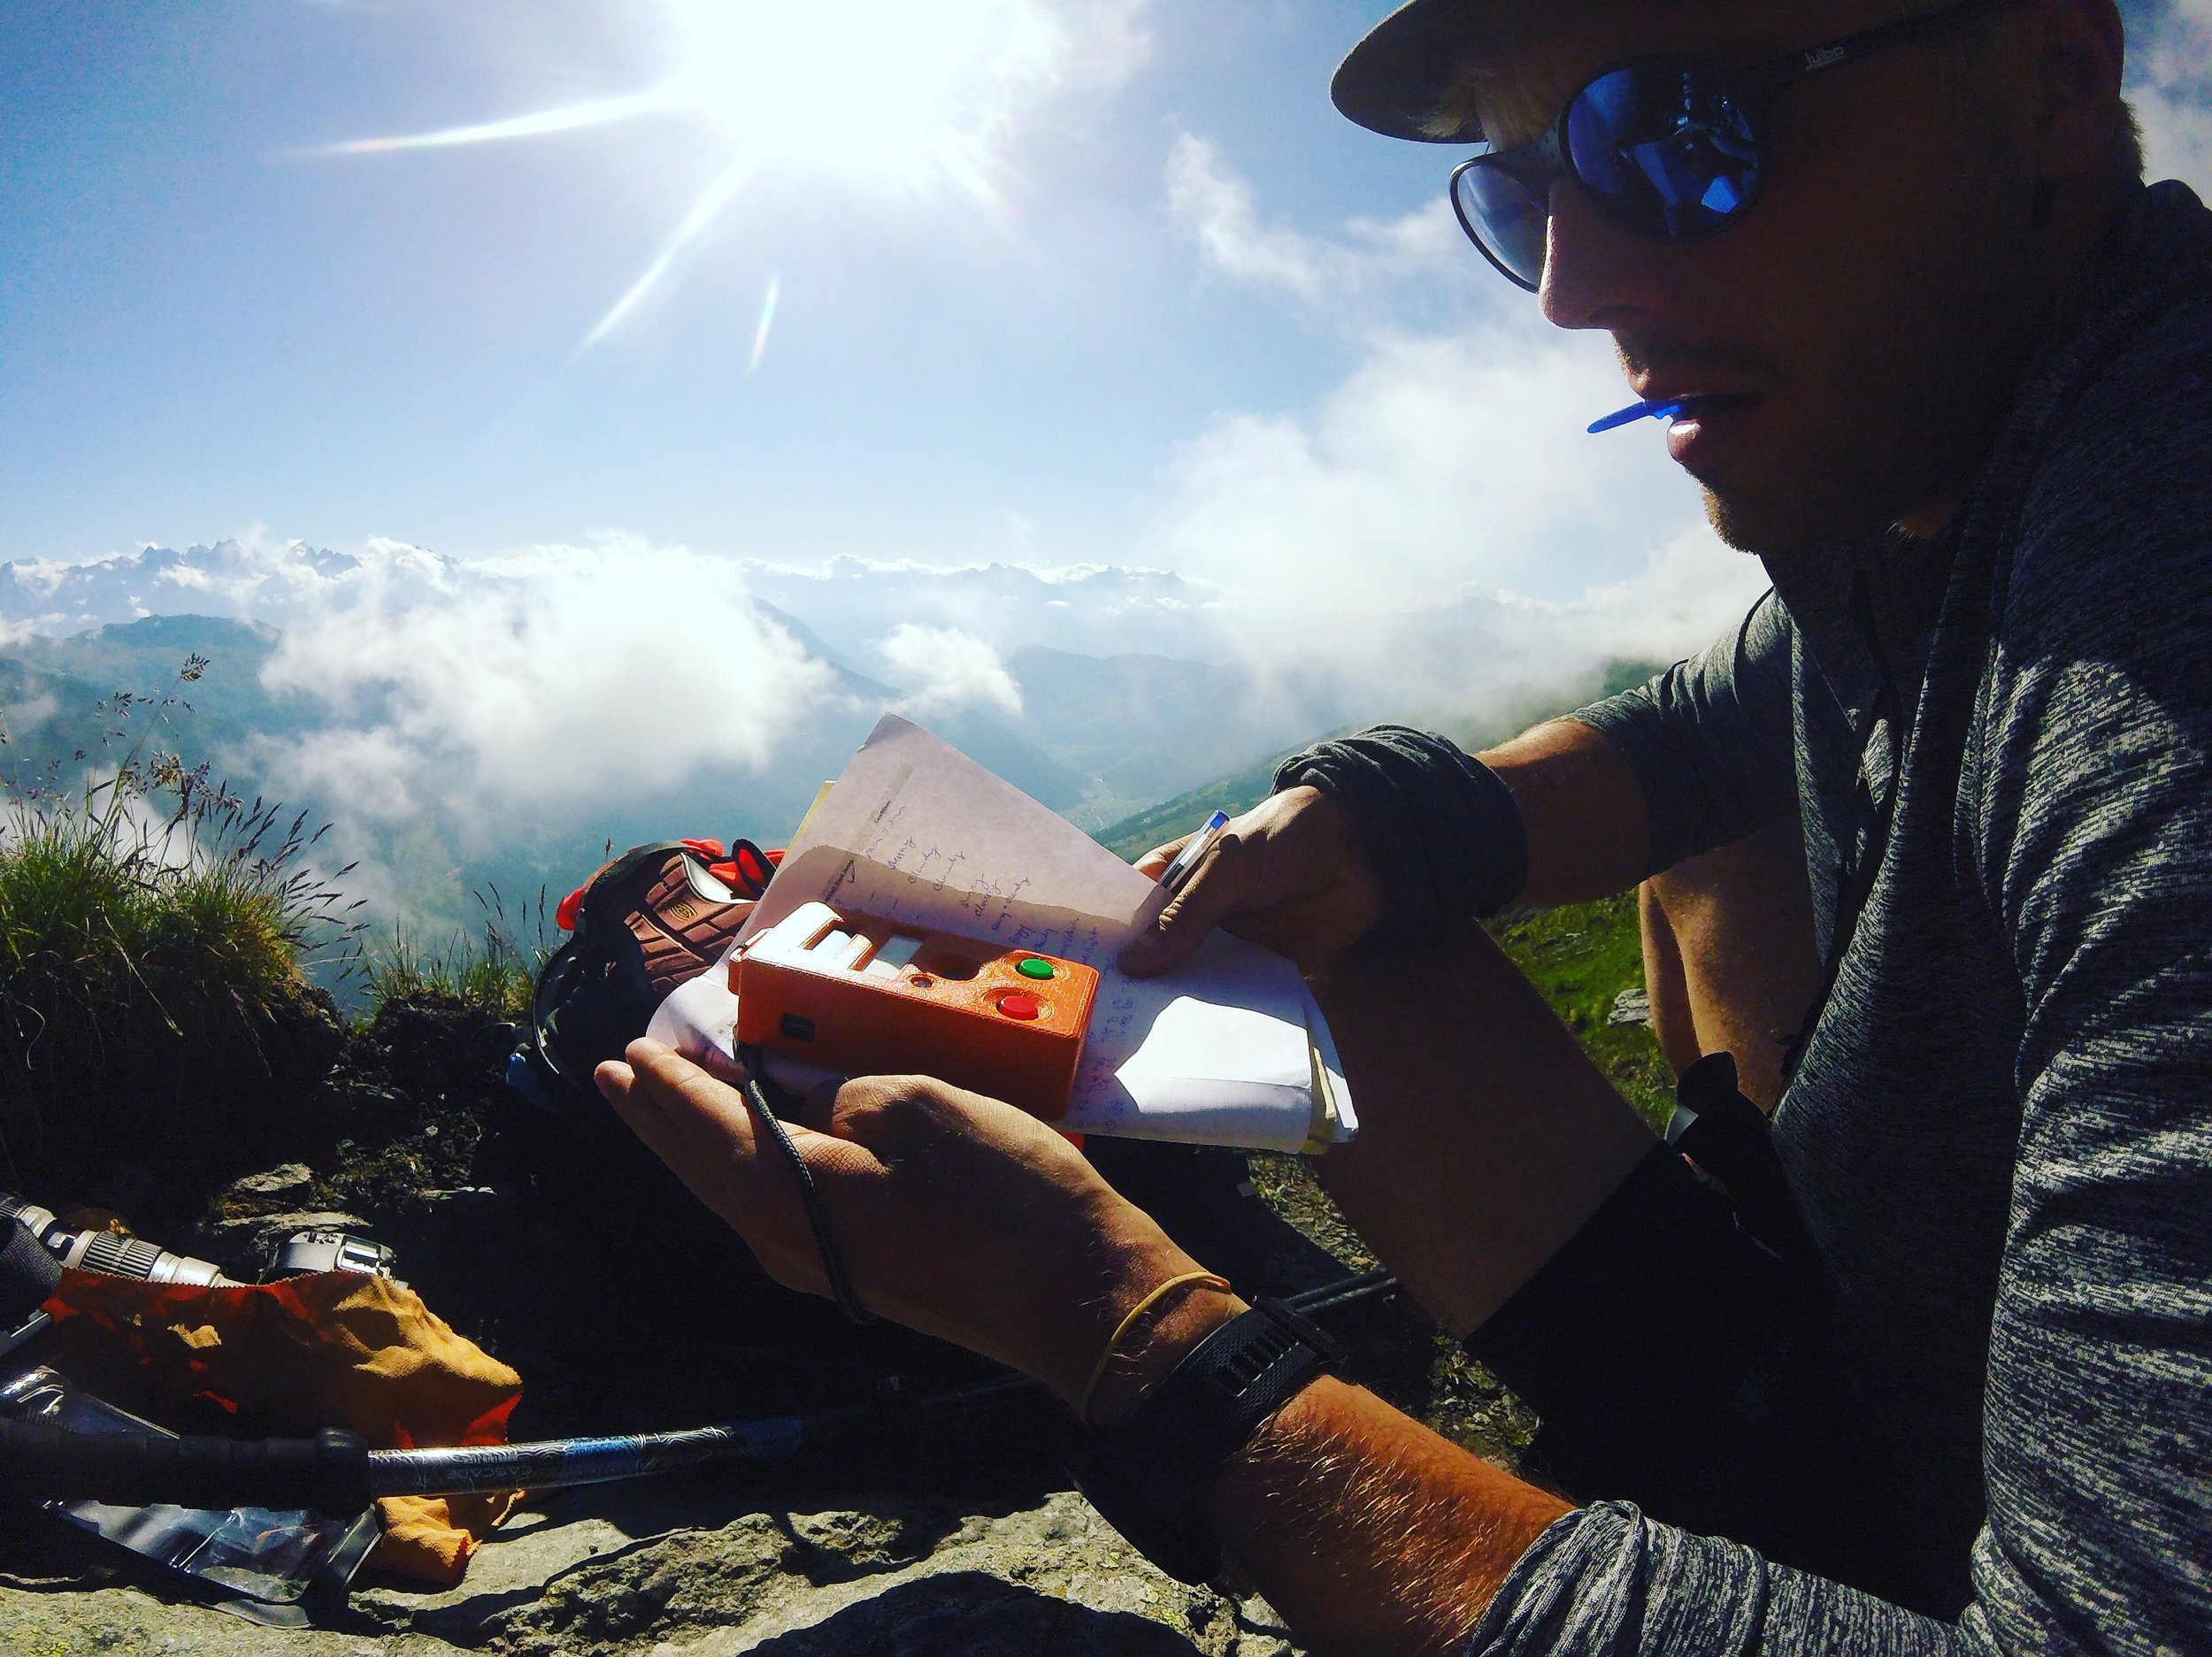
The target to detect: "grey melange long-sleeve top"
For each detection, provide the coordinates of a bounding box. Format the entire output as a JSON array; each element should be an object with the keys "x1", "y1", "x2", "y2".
[{"x1": 1464, "y1": 180, "x2": 2212, "y2": 1653}]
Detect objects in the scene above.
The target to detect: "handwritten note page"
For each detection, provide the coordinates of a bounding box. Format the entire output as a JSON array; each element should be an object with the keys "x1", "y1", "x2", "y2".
[{"x1": 739, "y1": 715, "x2": 1355, "y2": 1152}]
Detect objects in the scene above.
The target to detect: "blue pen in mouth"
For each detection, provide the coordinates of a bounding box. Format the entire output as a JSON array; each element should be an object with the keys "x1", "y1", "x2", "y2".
[
  {"x1": 1586, "y1": 393, "x2": 1754, "y2": 434},
  {"x1": 1586, "y1": 397, "x2": 1679, "y2": 433}
]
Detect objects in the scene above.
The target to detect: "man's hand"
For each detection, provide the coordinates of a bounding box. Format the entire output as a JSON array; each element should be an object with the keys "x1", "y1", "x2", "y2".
[
  {"x1": 594, "y1": 1040, "x2": 1238, "y2": 1419},
  {"x1": 1118, "y1": 786, "x2": 1386, "y2": 978},
  {"x1": 595, "y1": 1033, "x2": 1588, "y2": 1657}
]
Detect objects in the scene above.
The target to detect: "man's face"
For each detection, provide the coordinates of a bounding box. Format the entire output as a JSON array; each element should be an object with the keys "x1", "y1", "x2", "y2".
[{"x1": 1475, "y1": 0, "x2": 2046, "y2": 555}]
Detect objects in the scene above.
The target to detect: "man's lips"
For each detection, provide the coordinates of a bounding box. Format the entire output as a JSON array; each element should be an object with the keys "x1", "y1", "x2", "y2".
[
  {"x1": 1633, "y1": 388, "x2": 1761, "y2": 419},
  {"x1": 1670, "y1": 393, "x2": 1759, "y2": 418},
  {"x1": 1664, "y1": 392, "x2": 1761, "y2": 466}
]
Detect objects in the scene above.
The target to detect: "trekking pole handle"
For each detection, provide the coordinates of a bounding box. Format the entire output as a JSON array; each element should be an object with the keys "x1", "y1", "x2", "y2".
[{"x1": 0, "y1": 1421, "x2": 373, "y2": 1513}]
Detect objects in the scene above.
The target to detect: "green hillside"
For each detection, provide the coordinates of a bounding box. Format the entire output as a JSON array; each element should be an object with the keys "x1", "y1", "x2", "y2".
[
  {"x1": 1489, "y1": 894, "x2": 1671, "y2": 1130},
  {"x1": 1094, "y1": 655, "x2": 1671, "y2": 861},
  {"x1": 1094, "y1": 751, "x2": 1287, "y2": 863}
]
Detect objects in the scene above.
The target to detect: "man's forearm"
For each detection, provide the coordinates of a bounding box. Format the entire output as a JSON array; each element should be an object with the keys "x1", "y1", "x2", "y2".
[
  {"x1": 1202, "y1": 1376, "x2": 1572, "y2": 1657},
  {"x1": 1480, "y1": 718, "x2": 1650, "y2": 908}
]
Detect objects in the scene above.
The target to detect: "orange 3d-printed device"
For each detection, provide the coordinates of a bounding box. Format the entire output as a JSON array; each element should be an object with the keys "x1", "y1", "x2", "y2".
[{"x1": 731, "y1": 901, "x2": 1099, "y2": 1120}]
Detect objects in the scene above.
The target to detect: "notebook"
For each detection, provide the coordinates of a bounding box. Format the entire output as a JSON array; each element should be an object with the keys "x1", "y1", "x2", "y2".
[{"x1": 649, "y1": 714, "x2": 1356, "y2": 1154}]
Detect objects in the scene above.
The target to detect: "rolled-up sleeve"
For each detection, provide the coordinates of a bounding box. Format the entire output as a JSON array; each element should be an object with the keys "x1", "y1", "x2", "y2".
[{"x1": 1574, "y1": 591, "x2": 1801, "y2": 875}]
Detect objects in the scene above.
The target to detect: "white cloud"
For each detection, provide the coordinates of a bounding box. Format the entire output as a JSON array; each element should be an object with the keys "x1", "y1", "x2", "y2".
[
  {"x1": 987, "y1": 0, "x2": 1152, "y2": 120},
  {"x1": 1162, "y1": 532, "x2": 1767, "y2": 746},
  {"x1": 262, "y1": 725, "x2": 429, "y2": 826},
  {"x1": 254, "y1": 541, "x2": 835, "y2": 825},
  {"x1": 1148, "y1": 142, "x2": 1769, "y2": 718},
  {"x1": 876, "y1": 622, "x2": 1025, "y2": 717},
  {"x1": 2131, "y1": 0, "x2": 2212, "y2": 193},
  {"x1": 1134, "y1": 320, "x2": 1769, "y2": 726},
  {"x1": 1141, "y1": 318, "x2": 1727, "y2": 604},
  {"x1": 1, "y1": 688, "x2": 58, "y2": 735},
  {"x1": 1164, "y1": 133, "x2": 1460, "y2": 302},
  {"x1": 1554, "y1": 522, "x2": 1770, "y2": 658},
  {"x1": 742, "y1": 556, "x2": 1229, "y2": 663},
  {"x1": 1166, "y1": 133, "x2": 1332, "y2": 300}
]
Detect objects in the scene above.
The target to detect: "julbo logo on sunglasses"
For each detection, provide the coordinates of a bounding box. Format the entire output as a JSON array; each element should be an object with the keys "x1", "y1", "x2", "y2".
[{"x1": 1448, "y1": 0, "x2": 2006, "y2": 292}]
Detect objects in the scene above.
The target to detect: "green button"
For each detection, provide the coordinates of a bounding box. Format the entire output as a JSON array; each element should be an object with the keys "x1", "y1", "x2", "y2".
[{"x1": 1017, "y1": 957, "x2": 1056, "y2": 980}]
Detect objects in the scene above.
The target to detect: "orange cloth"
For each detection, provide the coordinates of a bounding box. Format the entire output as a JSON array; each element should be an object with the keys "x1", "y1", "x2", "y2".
[
  {"x1": 376, "y1": 1494, "x2": 519, "y2": 1582},
  {"x1": 42, "y1": 1268, "x2": 524, "y2": 1585}
]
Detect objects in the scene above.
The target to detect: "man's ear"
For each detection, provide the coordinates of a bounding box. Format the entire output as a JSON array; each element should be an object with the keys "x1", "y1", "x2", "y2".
[{"x1": 2023, "y1": 0, "x2": 2128, "y2": 182}]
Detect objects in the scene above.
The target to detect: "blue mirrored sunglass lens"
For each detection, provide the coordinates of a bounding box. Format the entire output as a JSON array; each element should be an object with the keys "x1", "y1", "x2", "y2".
[
  {"x1": 1566, "y1": 66, "x2": 1761, "y2": 239},
  {"x1": 1453, "y1": 163, "x2": 1548, "y2": 287}
]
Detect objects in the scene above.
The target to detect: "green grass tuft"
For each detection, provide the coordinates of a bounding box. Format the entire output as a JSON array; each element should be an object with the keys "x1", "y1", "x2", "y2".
[
  {"x1": 363, "y1": 886, "x2": 551, "y2": 1021},
  {"x1": 1486, "y1": 893, "x2": 1673, "y2": 1132},
  {"x1": 0, "y1": 660, "x2": 365, "y2": 1185}
]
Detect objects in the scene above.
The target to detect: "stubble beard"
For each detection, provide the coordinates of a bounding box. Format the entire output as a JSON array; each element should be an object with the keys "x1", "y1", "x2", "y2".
[{"x1": 1694, "y1": 153, "x2": 2042, "y2": 561}]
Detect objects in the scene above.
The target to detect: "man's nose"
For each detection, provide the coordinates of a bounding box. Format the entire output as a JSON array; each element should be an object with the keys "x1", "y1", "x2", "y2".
[{"x1": 1538, "y1": 178, "x2": 1667, "y2": 332}]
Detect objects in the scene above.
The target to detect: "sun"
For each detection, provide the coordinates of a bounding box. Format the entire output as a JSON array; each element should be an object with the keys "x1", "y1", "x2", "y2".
[
  {"x1": 318, "y1": 0, "x2": 1048, "y2": 355},
  {"x1": 664, "y1": 0, "x2": 1022, "y2": 179}
]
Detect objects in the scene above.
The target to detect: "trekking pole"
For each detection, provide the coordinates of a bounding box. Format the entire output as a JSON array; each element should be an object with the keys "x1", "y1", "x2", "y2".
[{"x1": 0, "y1": 1271, "x2": 1400, "y2": 1509}]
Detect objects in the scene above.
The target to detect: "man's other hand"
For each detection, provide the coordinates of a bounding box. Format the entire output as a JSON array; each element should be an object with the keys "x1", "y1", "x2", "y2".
[
  {"x1": 1118, "y1": 786, "x2": 1386, "y2": 978},
  {"x1": 594, "y1": 1040, "x2": 1235, "y2": 1418}
]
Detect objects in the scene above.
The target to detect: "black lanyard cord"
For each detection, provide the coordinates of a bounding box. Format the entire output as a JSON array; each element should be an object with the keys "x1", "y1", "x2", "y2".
[{"x1": 735, "y1": 1044, "x2": 875, "y2": 1324}]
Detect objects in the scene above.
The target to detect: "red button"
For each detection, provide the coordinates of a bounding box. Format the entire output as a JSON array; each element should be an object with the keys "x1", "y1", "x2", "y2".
[{"x1": 998, "y1": 993, "x2": 1041, "y2": 1021}]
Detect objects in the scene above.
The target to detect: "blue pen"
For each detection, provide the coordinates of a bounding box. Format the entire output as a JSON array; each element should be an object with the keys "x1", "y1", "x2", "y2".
[
  {"x1": 1132, "y1": 809, "x2": 1232, "y2": 932},
  {"x1": 1587, "y1": 396, "x2": 1684, "y2": 434},
  {"x1": 1158, "y1": 810, "x2": 1232, "y2": 897}
]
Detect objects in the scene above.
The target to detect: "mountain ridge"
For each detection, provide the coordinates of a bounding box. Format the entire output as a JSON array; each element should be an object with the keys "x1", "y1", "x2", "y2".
[{"x1": 0, "y1": 615, "x2": 1314, "y2": 955}]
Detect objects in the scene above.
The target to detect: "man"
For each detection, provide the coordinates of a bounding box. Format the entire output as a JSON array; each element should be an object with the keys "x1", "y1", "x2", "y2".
[{"x1": 597, "y1": 0, "x2": 2212, "y2": 1648}]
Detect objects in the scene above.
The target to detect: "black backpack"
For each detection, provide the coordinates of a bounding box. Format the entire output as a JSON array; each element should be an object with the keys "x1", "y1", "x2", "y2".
[{"x1": 507, "y1": 839, "x2": 774, "y2": 1109}]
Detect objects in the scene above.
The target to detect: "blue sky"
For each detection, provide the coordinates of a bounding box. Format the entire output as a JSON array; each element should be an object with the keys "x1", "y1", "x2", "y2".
[
  {"x1": 4, "y1": 0, "x2": 2206, "y2": 902},
  {"x1": 3, "y1": 0, "x2": 2206, "y2": 588},
  {"x1": 0, "y1": 2, "x2": 1479, "y2": 569}
]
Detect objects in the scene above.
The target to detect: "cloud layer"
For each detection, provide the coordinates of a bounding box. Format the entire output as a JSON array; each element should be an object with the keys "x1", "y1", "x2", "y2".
[
  {"x1": 252, "y1": 540, "x2": 834, "y2": 825},
  {"x1": 878, "y1": 623, "x2": 1025, "y2": 718},
  {"x1": 1154, "y1": 139, "x2": 1767, "y2": 717}
]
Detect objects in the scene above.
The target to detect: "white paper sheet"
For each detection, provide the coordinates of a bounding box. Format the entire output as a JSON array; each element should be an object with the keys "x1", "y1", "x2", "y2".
[{"x1": 708, "y1": 714, "x2": 1355, "y2": 1153}]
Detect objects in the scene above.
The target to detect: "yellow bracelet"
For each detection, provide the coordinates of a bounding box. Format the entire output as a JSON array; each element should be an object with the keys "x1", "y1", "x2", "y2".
[{"x1": 1076, "y1": 1270, "x2": 1233, "y2": 1423}]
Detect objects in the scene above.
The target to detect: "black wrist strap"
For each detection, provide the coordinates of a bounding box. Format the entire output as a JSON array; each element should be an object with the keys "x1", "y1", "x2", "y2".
[
  {"x1": 1071, "y1": 1296, "x2": 1341, "y2": 1584},
  {"x1": 735, "y1": 1045, "x2": 872, "y2": 1324},
  {"x1": 1273, "y1": 724, "x2": 1528, "y2": 942}
]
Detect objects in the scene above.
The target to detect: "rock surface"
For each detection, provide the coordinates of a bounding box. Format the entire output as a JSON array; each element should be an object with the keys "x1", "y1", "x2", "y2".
[
  {"x1": 222, "y1": 1164, "x2": 318, "y2": 1203},
  {"x1": 0, "y1": 998, "x2": 1532, "y2": 1655},
  {"x1": 0, "y1": 1485, "x2": 1294, "y2": 1655},
  {"x1": 194, "y1": 1208, "x2": 375, "y2": 1274}
]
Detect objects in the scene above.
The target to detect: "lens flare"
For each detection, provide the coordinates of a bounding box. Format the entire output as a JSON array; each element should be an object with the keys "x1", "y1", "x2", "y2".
[
  {"x1": 572, "y1": 151, "x2": 760, "y2": 358},
  {"x1": 749, "y1": 276, "x2": 781, "y2": 374},
  {"x1": 311, "y1": 0, "x2": 1057, "y2": 354},
  {"x1": 309, "y1": 92, "x2": 664, "y2": 157}
]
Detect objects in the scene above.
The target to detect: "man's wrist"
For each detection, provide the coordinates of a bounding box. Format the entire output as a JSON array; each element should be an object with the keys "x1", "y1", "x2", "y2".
[
  {"x1": 1041, "y1": 1223, "x2": 1241, "y2": 1423},
  {"x1": 1082, "y1": 1275, "x2": 1247, "y2": 1427},
  {"x1": 1070, "y1": 1294, "x2": 1343, "y2": 1583}
]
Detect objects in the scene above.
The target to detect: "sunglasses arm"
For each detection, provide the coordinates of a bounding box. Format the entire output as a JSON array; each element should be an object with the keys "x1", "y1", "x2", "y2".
[{"x1": 1732, "y1": 0, "x2": 2010, "y2": 107}]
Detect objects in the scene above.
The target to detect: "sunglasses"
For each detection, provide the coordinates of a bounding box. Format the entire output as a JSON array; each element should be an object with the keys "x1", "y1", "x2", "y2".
[{"x1": 1449, "y1": 0, "x2": 2004, "y2": 291}]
